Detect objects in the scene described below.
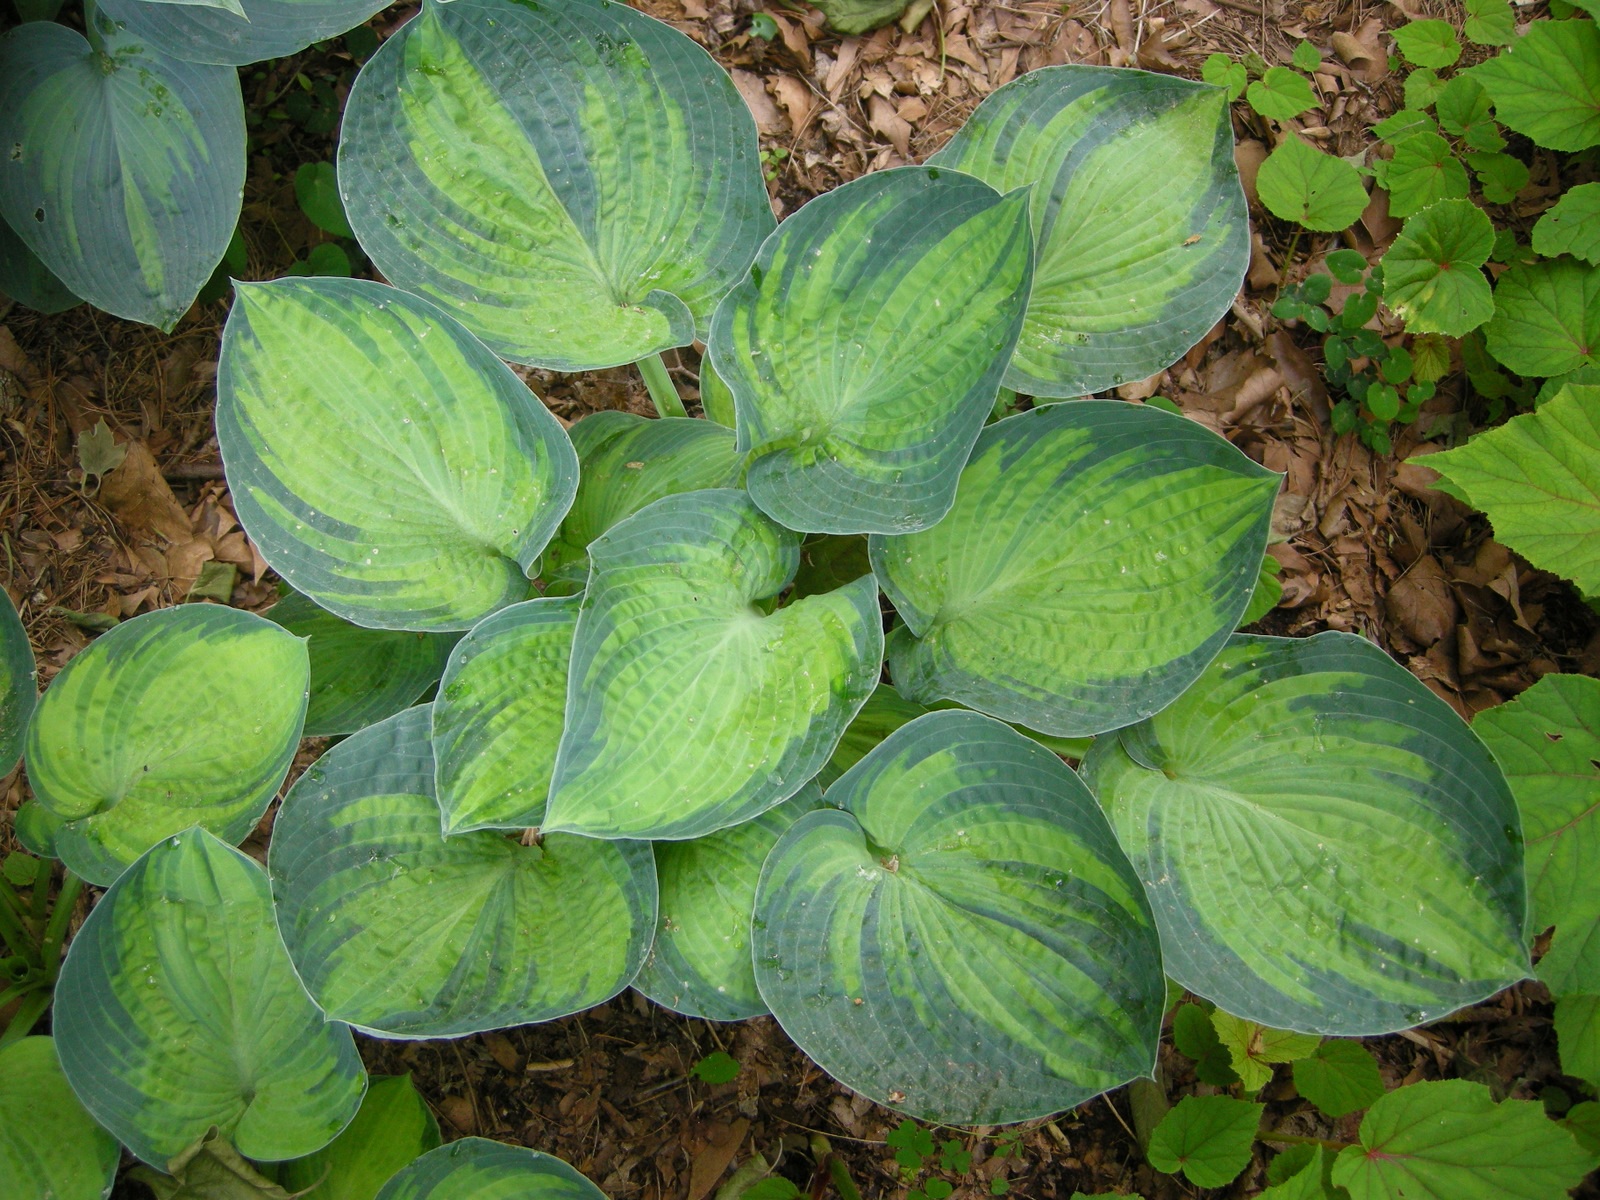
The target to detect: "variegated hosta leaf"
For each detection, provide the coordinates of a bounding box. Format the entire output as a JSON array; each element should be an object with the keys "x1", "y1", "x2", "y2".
[
  {"x1": 54, "y1": 829, "x2": 366, "y2": 1167},
  {"x1": 0, "y1": 584, "x2": 35, "y2": 775},
  {"x1": 338, "y1": 0, "x2": 774, "y2": 370},
  {"x1": 0, "y1": 1038, "x2": 119, "y2": 1200},
  {"x1": 23, "y1": 605, "x2": 308, "y2": 886},
  {"x1": 0, "y1": 215, "x2": 79, "y2": 316},
  {"x1": 708, "y1": 166, "x2": 1033, "y2": 534},
  {"x1": 94, "y1": 0, "x2": 389, "y2": 66},
  {"x1": 546, "y1": 489, "x2": 883, "y2": 841},
  {"x1": 0, "y1": 15, "x2": 244, "y2": 330},
  {"x1": 819, "y1": 683, "x2": 932, "y2": 788},
  {"x1": 873, "y1": 403, "x2": 1279, "y2": 737},
  {"x1": 217, "y1": 278, "x2": 578, "y2": 632},
  {"x1": 374, "y1": 1140, "x2": 606, "y2": 1200},
  {"x1": 754, "y1": 710, "x2": 1164, "y2": 1124},
  {"x1": 634, "y1": 784, "x2": 823, "y2": 1022},
  {"x1": 268, "y1": 591, "x2": 458, "y2": 737},
  {"x1": 929, "y1": 65, "x2": 1248, "y2": 397},
  {"x1": 432, "y1": 597, "x2": 577, "y2": 834},
  {"x1": 541, "y1": 412, "x2": 741, "y2": 596},
  {"x1": 270, "y1": 707, "x2": 656, "y2": 1038},
  {"x1": 1082, "y1": 633, "x2": 1530, "y2": 1035}
]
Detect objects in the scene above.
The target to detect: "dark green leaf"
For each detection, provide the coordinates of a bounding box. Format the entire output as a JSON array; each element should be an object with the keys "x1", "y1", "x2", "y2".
[
  {"x1": 1394, "y1": 21, "x2": 1461, "y2": 69},
  {"x1": 294, "y1": 161, "x2": 354, "y2": 238},
  {"x1": 691, "y1": 1052, "x2": 741, "y2": 1085},
  {"x1": 1147, "y1": 1096, "x2": 1262, "y2": 1188},
  {"x1": 1471, "y1": 19, "x2": 1600, "y2": 151},
  {"x1": 1293, "y1": 1040, "x2": 1384, "y2": 1117}
]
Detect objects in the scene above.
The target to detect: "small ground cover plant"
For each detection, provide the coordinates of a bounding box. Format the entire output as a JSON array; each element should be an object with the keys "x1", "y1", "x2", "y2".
[{"x1": 1, "y1": 2, "x2": 1599, "y2": 1199}]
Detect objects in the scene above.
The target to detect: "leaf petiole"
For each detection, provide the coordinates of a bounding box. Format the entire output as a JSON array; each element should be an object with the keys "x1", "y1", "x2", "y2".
[{"x1": 637, "y1": 353, "x2": 689, "y2": 419}]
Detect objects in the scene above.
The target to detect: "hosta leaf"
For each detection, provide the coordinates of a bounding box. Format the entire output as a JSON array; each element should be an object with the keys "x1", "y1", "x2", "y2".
[
  {"x1": 929, "y1": 66, "x2": 1247, "y2": 397},
  {"x1": 0, "y1": 16, "x2": 244, "y2": 330},
  {"x1": 819, "y1": 683, "x2": 932, "y2": 787},
  {"x1": 1471, "y1": 19, "x2": 1600, "y2": 152},
  {"x1": 634, "y1": 785, "x2": 823, "y2": 1022},
  {"x1": 1255, "y1": 135, "x2": 1370, "y2": 232},
  {"x1": 338, "y1": 0, "x2": 773, "y2": 370},
  {"x1": 874, "y1": 403, "x2": 1278, "y2": 737},
  {"x1": 267, "y1": 591, "x2": 456, "y2": 736},
  {"x1": 270, "y1": 707, "x2": 656, "y2": 1037},
  {"x1": 541, "y1": 412, "x2": 740, "y2": 596},
  {"x1": 1427, "y1": 385, "x2": 1600, "y2": 594},
  {"x1": 546, "y1": 489, "x2": 882, "y2": 841},
  {"x1": 0, "y1": 215, "x2": 79, "y2": 315},
  {"x1": 1147, "y1": 1095, "x2": 1262, "y2": 1188},
  {"x1": 93, "y1": 0, "x2": 388, "y2": 66},
  {"x1": 1532, "y1": 182, "x2": 1600, "y2": 265},
  {"x1": 1383, "y1": 134, "x2": 1470, "y2": 219},
  {"x1": 374, "y1": 1140, "x2": 605, "y2": 1200},
  {"x1": 1082, "y1": 632, "x2": 1529, "y2": 1035},
  {"x1": 1292, "y1": 1039, "x2": 1384, "y2": 1118},
  {"x1": 217, "y1": 277, "x2": 578, "y2": 631},
  {"x1": 24, "y1": 605, "x2": 307, "y2": 886},
  {"x1": 1473, "y1": 674, "x2": 1600, "y2": 940},
  {"x1": 753, "y1": 711, "x2": 1165, "y2": 1124},
  {"x1": 0, "y1": 585, "x2": 35, "y2": 775},
  {"x1": 278, "y1": 1075, "x2": 442, "y2": 1200},
  {"x1": 431, "y1": 597, "x2": 576, "y2": 835},
  {"x1": 1483, "y1": 259, "x2": 1600, "y2": 378},
  {"x1": 1557, "y1": 994, "x2": 1600, "y2": 1088},
  {"x1": 0, "y1": 1038, "x2": 119, "y2": 1200},
  {"x1": 1331, "y1": 1080, "x2": 1598, "y2": 1199},
  {"x1": 1393, "y1": 20, "x2": 1461, "y2": 69},
  {"x1": 54, "y1": 829, "x2": 366, "y2": 1167},
  {"x1": 1383, "y1": 199, "x2": 1494, "y2": 337},
  {"x1": 1247, "y1": 67, "x2": 1319, "y2": 121},
  {"x1": 709, "y1": 166, "x2": 1033, "y2": 534}
]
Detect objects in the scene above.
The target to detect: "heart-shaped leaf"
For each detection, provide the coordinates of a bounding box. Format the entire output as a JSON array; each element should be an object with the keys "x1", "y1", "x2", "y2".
[
  {"x1": 1471, "y1": 18, "x2": 1600, "y2": 152},
  {"x1": 217, "y1": 277, "x2": 578, "y2": 631},
  {"x1": 54, "y1": 829, "x2": 366, "y2": 1167},
  {"x1": 928, "y1": 66, "x2": 1247, "y2": 397},
  {"x1": 24, "y1": 605, "x2": 308, "y2": 886},
  {"x1": 1393, "y1": 20, "x2": 1462, "y2": 69},
  {"x1": 873, "y1": 403, "x2": 1279, "y2": 737},
  {"x1": 1148, "y1": 1095, "x2": 1262, "y2": 1187},
  {"x1": 818, "y1": 683, "x2": 932, "y2": 788},
  {"x1": 270, "y1": 707, "x2": 656, "y2": 1037},
  {"x1": 1255, "y1": 135, "x2": 1370, "y2": 233},
  {"x1": 753, "y1": 710, "x2": 1165, "y2": 1124},
  {"x1": 0, "y1": 585, "x2": 35, "y2": 775},
  {"x1": 0, "y1": 16, "x2": 244, "y2": 329},
  {"x1": 1384, "y1": 198, "x2": 1495, "y2": 337},
  {"x1": 634, "y1": 785, "x2": 822, "y2": 1022},
  {"x1": 0, "y1": 216, "x2": 79, "y2": 316},
  {"x1": 541, "y1": 412, "x2": 741, "y2": 596},
  {"x1": 374, "y1": 1140, "x2": 606, "y2": 1200},
  {"x1": 709, "y1": 165, "x2": 1033, "y2": 534},
  {"x1": 338, "y1": 0, "x2": 773, "y2": 370},
  {"x1": 1382, "y1": 133, "x2": 1470, "y2": 219},
  {"x1": 1247, "y1": 67, "x2": 1319, "y2": 121},
  {"x1": 1533, "y1": 182, "x2": 1600, "y2": 265},
  {"x1": 93, "y1": 0, "x2": 388, "y2": 65},
  {"x1": 1292, "y1": 1039, "x2": 1384, "y2": 1118},
  {"x1": 1463, "y1": 0, "x2": 1515, "y2": 46},
  {"x1": 546, "y1": 489, "x2": 883, "y2": 841},
  {"x1": 278, "y1": 1075, "x2": 442, "y2": 1200},
  {"x1": 1484, "y1": 260, "x2": 1600, "y2": 378},
  {"x1": 1082, "y1": 632, "x2": 1530, "y2": 1035},
  {"x1": 0, "y1": 1038, "x2": 119, "y2": 1200},
  {"x1": 1557, "y1": 994, "x2": 1600, "y2": 1087},
  {"x1": 267, "y1": 591, "x2": 458, "y2": 737},
  {"x1": 431, "y1": 597, "x2": 577, "y2": 835}
]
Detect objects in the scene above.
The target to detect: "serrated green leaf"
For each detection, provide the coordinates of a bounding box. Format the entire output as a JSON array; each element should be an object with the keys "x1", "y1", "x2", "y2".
[
  {"x1": 1259, "y1": 1145, "x2": 1338, "y2": 1200},
  {"x1": 754, "y1": 711, "x2": 1164, "y2": 1124},
  {"x1": 24, "y1": 605, "x2": 307, "y2": 885},
  {"x1": 338, "y1": 0, "x2": 773, "y2": 370},
  {"x1": 1256, "y1": 135, "x2": 1370, "y2": 232},
  {"x1": 1384, "y1": 134, "x2": 1470, "y2": 218},
  {"x1": 374, "y1": 1140, "x2": 605, "y2": 1200},
  {"x1": 540, "y1": 412, "x2": 740, "y2": 596},
  {"x1": 709, "y1": 166, "x2": 1033, "y2": 534},
  {"x1": 1172, "y1": 1002, "x2": 1241, "y2": 1085},
  {"x1": 294, "y1": 161, "x2": 354, "y2": 239},
  {"x1": 430, "y1": 597, "x2": 577, "y2": 835},
  {"x1": 1383, "y1": 199, "x2": 1494, "y2": 337},
  {"x1": 1248, "y1": 67, "x2": 1319, "y2": 120},
  {"x1": 1394, "y1": 21, "x2": 1461, "y2": 69},
  {"x1": 0, "y1": 1038, "x2": 119, "y2": 1200},
  {"x1": 0, "y1": 16, "x2": 244, "y2": 330},
  {"x1": 1373, "y1": 109, "x2": 1437, "y2": 143},
  {"x1": 270, "y1": 707, "x2": 656, "y2": 1037},
  {"x1": 1435, "y1": 76, "x2": 1498, "y2": 146},
  {"x1": 1202, "y1": 53, "x2": 1246, "y2": 101},
  {"x1": 54, "y1": 829, "x2": 366, "y2": 1166},
  {"x1": 278, "y1": 1075, "x2": 442, "y2": 1200},
  {"x1": 1484, "y1": 260, "x2": 1600, "y2": 377},
  {"x1": 1083, "y1": 632, "x2": 1530, "y2": 1035},
  {"x1": 1331, "y1": 1079, "x2": 1598, "y2": 1199},
  {"x1": 0, "y1": 587, "x2": 35, "y2": 776},
  {"x1": 1463, "y1": 0, "x2": 1514, "y2": 46},
  {"x1": 1556, "y1": 993, "x2": 1600, "y2": 1088},
  {"x1": 217, "y1": 277, "x2": 578, "y2": 632},
  {"x1": 690, "y1": 1052, "x2": 742, "y2": 1084},
  {"x1": 1471, "y1": 19, "x2": 1600, "y2": 152},
  {"x1": 1403, "y1": 68, "x2": 1447, "y2": 112},
  {"x1": 1210, "y1": 1010, "x2": 1321, "y2": 1091},
  {"x1": 929, "y1": 66, "x2": 1247, "y2": 397},
  {"x1": 1147, "y1": 1095, "x2": 1262, "y2": 1188},
  {"x1": 634, "y1": 786, "x2": 821, "y2": 1022},
  {"x1": 0, "y1": 215, "x2": 79, "y2": 315},
  {"x1": 1293, "y1": 1039, "x2": 1384, "y2": 1117},
  {"x1": 1292, "y1": 42, "x2": 1322, "y2": 71},
  {"x1": 546, "y1": 489, "x2": 882, "y2": 840},
  {"x1": 1567, "y1": 1101, "x2": 1600, "y2": 1155},
  {"x1": 1465, "y1": 151, "x2": 1528, "y2": 204},
  {"x1": 93, "y1": 0, "x2": 390, "y2": 66},
  {"x1": 1533, "y1": 182, "x2": 1600, "y2": 265},
  {"x1": 874, "y1": 403, "x2": 1279, "y2": 738}
]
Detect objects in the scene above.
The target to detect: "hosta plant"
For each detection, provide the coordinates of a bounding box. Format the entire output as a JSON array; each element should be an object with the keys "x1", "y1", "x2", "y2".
[{"x1": 1, "y1": 1, "x2": 1593, "y2": 1197}]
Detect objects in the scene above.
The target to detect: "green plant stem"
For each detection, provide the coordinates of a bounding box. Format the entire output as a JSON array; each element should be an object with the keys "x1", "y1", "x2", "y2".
[
  {"x1": 38, "y1": 872, "x2": 83, "y2": 984},
  {"x1": 0, "y1": 886, "x2": 39, "y2": 969},
  {"x1": 637, "y1": 353, "x2": 689, "y2": 419},
  {"x1": 1260, "y1": 1129, "x2": 1355, "y2": 1151},
  {"x1": 0, "y1": 988, "x2": 52, "y2": 1051}
]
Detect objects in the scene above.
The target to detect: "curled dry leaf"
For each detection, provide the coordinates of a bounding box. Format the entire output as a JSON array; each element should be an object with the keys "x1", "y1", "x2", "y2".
[{"x1": 1387, "y1": 554, "x2": 1459, "y2": 647}]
